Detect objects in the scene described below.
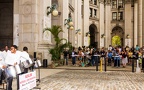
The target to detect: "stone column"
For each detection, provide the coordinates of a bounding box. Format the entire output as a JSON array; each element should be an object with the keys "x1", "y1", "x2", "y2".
[
  {"x1": 99, "y1": 1, "x2": 104, "y2": 48},
  {"x1": 59, "y1": 0, "x2": 69, "y2": 43},
  {"x1": 13, "y1": 0, "x2": 19, "y2": 46},
  {"x1": 77, "y1": 0, "x2": 82, "y2": 47},
  {"x1": 18, "y1": 0, "x2": 39, "y2": 52},
  {"x1": 124, "y1": 2, "x2": 132, "y2": 47},
  {"x1": 138, "y1": 0, "x2": 142, "y2": 47},
  {"x1": 134, "y1": 1, "x2": 138, "y2": 47},
  {"x1": 142, "y1": 0, "x2": 144, "y2": 45},
  {"x1": 105, "y1": 2, "x2": 111, "y2": 48},
  {"x1": 83, "y1": 0, "x2": 89, "y2": 47}
]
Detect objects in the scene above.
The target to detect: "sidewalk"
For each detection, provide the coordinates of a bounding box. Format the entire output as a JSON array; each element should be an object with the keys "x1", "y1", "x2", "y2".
[{"x1": 0, "y1": 65, "x2": 143, "y2": 90}]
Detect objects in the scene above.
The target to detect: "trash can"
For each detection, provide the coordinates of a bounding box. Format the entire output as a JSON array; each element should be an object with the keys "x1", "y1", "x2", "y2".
[{"x1": 43, "y1": 59, "x2": 48, "y2": 68}]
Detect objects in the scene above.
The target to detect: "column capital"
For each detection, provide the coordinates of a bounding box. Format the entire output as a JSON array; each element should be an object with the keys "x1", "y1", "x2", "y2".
[{"x1": 99, "y1": 0, "x2": 111, "y2": 5}]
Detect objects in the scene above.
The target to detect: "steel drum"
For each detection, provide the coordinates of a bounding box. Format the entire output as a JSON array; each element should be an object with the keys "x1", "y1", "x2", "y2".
[
  {"x1": 7, "y1": 66, "x2": 16, "y2": 77},
  {"x1": 15, "y1": 64, "x2": 22, "y2": 74},
  {"x1": 37, "y1": 60, "x2": 42, "y2": 66},
  {"x1": 34, "y1": 61, "x2": 38, "y2": 68},
  {"x1": 21, "y1": 60, "x2": 32, "y2": 68}
]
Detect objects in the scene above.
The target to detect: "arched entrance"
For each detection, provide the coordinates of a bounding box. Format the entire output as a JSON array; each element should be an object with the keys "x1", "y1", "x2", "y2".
[
  {"x1": 111, "y1": 26, "x2": 124, "y2": 47},
  {"x1": 0, "y1": 0, "x2": 13, "y2": 50},
  {"x1": 89, "y1": 24, "x2": 98, "y2": 48}
]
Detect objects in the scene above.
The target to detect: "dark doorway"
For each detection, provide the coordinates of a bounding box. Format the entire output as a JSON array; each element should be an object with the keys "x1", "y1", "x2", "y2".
[
  {"x1": 0, "y1": 0, "x2": 13, "y2": 50},
  {"x1": 89, "y1": 24, "x2": 97, "y2": 48}
]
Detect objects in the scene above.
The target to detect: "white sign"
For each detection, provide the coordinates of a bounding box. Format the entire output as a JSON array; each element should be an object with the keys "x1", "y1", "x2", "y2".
[
  {"x1": 19, "y1": 71, "x2": 36, "y2": 90},
  {"x1": 84, "y1": 37, "x2": 89, "y2": 47},
  {"x1": 125, "y1": 39, "x2": 131, "y2": 47}
]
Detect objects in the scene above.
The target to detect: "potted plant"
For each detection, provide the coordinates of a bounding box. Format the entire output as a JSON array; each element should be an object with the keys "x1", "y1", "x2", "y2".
[{"x1": 44, "y1": 25, "x2": 72, "y2": 67}]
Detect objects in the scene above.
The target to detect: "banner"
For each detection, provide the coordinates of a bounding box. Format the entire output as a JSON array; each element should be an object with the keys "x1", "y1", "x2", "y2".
[{"x1": 19, "y1": 71, "x2": 36, "y2": 90}]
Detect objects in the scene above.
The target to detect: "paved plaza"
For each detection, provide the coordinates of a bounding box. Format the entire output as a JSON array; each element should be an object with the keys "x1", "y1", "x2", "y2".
[
  {"x1": 37, "y1": 66, "x2": 144, "y2": 90},
  {"x1": 0, "y1": 66, "x2": 144, "y2": 90}
]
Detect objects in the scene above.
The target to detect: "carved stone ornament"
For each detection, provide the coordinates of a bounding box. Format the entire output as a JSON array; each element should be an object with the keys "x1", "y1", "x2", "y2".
[{"x1": 22, "y1": 2, "x2": 32, "y2": 16}]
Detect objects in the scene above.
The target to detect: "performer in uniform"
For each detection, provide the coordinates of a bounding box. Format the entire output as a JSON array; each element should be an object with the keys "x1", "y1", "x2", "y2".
[
  {"x1": 2, "y1": 45, "x2": 21, "y2": 90},
  {"x1": 20, "y1": 46, "x2": 32, "y2": 74}
]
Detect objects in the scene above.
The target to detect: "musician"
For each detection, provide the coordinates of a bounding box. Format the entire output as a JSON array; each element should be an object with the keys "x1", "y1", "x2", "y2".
[
  {"x1": 2, "y1": 45, "x2": 21, "y2": 90},
  {"x1": 20, "y1": 46, "x2": 32, "y2": 74},
  {"x1": 2, "y1": 45, "x2": 10, "y2": 60},
  {"x1": 0, "y1": 51, "x2": 6, "y2": 85}
]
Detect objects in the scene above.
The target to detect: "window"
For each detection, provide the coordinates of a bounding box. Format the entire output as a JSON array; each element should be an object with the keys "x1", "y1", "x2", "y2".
[
  {"x1": 118, "y1": 12, "x2": 123, "y2": 20},
  {"x1": 112, "y1": 12, "x2": 117, "y2": 20},
  {"x1": 94, "y1": 0, "x2": 97, "y2": 5},
  {"x1": 90, "y1": 8, "x2": 92, "y2": 17},
  {"x1": 118, "y1": 0, "x2": 124, "y2": 8},
  {"x1": 112, "y1": 0, "x2": 117, "y2": 8},
  {"x1": 94, "y1": 9, "x2": 97, "y2": 17}
]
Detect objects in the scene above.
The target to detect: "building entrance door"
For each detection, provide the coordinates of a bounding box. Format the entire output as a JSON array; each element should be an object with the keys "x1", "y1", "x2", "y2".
[{"x1": 0, "y1": 0, "x2": 13, "y2": 50}]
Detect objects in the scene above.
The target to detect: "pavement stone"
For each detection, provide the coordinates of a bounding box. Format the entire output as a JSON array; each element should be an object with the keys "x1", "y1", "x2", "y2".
[
  {"x1": 1, "y1": 65, "x2": 144, "y2": 90},
  {"x1": 37, "y1": 69, "x2": 144, "y2": 90}
]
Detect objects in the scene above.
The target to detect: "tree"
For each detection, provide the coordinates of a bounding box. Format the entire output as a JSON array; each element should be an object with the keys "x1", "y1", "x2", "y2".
[
  {"x1": 112, "y1": 35, "x2": 121, "y2": 47},
  {"x1": 44, "y1": 25, "x2": 72, "y2": 62}
]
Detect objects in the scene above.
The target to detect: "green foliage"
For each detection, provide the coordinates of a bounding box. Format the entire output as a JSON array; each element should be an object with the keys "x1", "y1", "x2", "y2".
[
  {"x1": 44, "y1": 25, "x2": 72, "y2": 61},
  {"x1": 112, "y1": 35, "x2": 121, "y2": 47}
]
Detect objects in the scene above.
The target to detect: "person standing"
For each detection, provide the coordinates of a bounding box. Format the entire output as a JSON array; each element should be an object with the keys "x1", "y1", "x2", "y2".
[
  {"x1": 71, "y1": 47, "x2": 77, "y2": 66},
  {"x1": 121, "y1": 50, "x2": 128, "y2": 68},
  {"x1": 2, "y1": 45, "x2": 10, "y2": 60},
  {"x1": 0, "y1": 51, "x2": 6, "y2": 85},
  {"x1": 20, "y1": 46, "x2": 33, "y2": 74},
  {"x1": 63, "y1": 48, "x2": 69, "y2": 65},
  {"x1": 2, "y1": 45, "x2": 21, "y2": 90},
  {"x1": 141, "y1": 45, "x2": 144, "y2": 71}
]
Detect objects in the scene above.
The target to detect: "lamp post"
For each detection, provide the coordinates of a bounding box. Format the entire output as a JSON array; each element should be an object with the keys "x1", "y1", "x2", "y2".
[
  {"x1": 64, "y1": 13, "x2": 74, "y2": 30},
  {"x1": 47, "y1": 4, "x2": 59, "y2": 16},
  {"x1": 131, "y1": 0, "x2": 135, "y2": 73},
  {"x1": 131, "y1": 0, "x2": 134, "y2": 47}
]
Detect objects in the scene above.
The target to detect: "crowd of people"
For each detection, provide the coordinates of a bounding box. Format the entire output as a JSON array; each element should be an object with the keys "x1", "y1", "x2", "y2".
[
  {"x1": 64, "y1": 45, "x2": 144, "y2": 70},
  {"x1": 0, "y1": 45, "x2": 32, "y2": 90}
]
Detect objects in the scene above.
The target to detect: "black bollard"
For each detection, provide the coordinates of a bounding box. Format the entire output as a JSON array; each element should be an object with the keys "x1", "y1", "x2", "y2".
[
  {"x1": 142, "y1": 58, "x2": 144, "y2": 72},
  {"x1": 95, "y1": 56, "x2": 99, "y2": 71},
  {"x1": 104, "y1": 57, "x2": 106, "y2": 72},
  {"x1": 132, "y1": 58, "x2": 134, "y2": 72}
]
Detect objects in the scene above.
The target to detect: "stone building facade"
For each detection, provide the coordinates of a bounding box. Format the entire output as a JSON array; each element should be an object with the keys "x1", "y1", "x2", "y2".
[{"x1": 0, "y1": 0, "x2": 143, "y2": 64}]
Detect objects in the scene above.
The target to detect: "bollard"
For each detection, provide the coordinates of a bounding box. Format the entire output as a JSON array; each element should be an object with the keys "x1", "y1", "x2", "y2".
[
  {"x1": 100, "y1": 58, "x2": 103, "y2": 72},
  {"x1": 132, "y1": 58, "x2": 134, "y2": 72},
  {"x1": 104, "y1": 57, "x2": 106, "y2": 72},
  {"x1": 95, "y1": 56, "x2": 99, "y2": 71}
]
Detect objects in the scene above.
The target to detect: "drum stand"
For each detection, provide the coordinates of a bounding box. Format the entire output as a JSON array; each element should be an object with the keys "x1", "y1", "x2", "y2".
[{"x1": 33, "y1": 58, "x2": 41, "y2": 90}]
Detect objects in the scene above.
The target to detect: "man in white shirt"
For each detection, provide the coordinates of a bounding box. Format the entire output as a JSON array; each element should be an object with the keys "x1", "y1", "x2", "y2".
[
  {"x1": 0, "y1": 51, "x2": 6, "y2": 85},
  {"x1": 20, "y1": 46, "x2": 32, "y2": 73},
  {"x1": 2, "y1": 45, "x2": 21, "y2": 90},
  {"x1": 2, "y1": 45, "x2": 10, "y2": 60}
]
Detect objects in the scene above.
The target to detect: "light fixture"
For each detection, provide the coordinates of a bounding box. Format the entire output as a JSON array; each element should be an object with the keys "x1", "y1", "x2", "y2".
[
  {"x1": 86, "y1": 32, "x2": 90, "y2": 37},
  {"x1": 47, "y1": 4, "x2": 58, "y2": 16},
  {"x1": 75, "y1": 29, "x2": 81, "y2": 34},
  {"x1": 69, "y1": 26, "x2": 74, "y2": 30},
  {"x1": 126, "y1": 34, "x2": 130, "y2": 39},
  {"x1": 101, "y1": 34, "x2": 105, "y2": 38},
  {"x1": 64, "y1": 12, "x2": 74, "y2": 30}
]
